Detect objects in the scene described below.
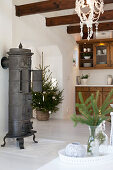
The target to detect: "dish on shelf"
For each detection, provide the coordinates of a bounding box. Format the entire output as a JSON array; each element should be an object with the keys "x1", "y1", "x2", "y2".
[
  {"x1": 83, "y1": 63, "x2": 92, "y2": 67},
  {"x1": 84, "y1": 56, "x2": 91, "y2": 59}
]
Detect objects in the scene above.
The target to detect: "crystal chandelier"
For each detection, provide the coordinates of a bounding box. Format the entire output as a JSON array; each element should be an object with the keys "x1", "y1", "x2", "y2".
[{"x1": 75, "y1": 0, "x2": 104, "y2": 40}]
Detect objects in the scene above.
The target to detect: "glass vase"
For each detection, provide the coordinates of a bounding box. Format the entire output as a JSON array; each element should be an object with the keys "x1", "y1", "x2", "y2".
[
  {"x1": 87, "y1": 123, "x2": 108, "y2": 156},
  {"x1": 87, "y1": 126, "x2": 99, "y2": 156}
]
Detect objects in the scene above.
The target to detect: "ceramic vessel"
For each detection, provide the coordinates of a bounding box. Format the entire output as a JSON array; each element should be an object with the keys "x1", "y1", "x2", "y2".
[
  {"x1": 107, "y1": 75, "x2": 112, "y2": 85},
  {"x1": 83, "y1": 48, "x2": 87, "y2": 52},
  {"x1": 87, "y1": 48, "x2": 91, "y2": 52},
  {"x1": 81, "y1": 79, "x2": 88, "y2": 85},
  {"x1": 65, "y1": 143, "x2": 86, "y2": 157}
]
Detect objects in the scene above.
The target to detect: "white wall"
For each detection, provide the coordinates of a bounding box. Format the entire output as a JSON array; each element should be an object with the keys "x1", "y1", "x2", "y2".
[
  {"x1": 80, "y1": 69, "x2": 113, "y2": 85},
  {"x1": 0, "y1": 0, "x2": 12, "y2": 139},
  {"x1": 12, "y1": 6, "x2": 75, "y2": 119}
]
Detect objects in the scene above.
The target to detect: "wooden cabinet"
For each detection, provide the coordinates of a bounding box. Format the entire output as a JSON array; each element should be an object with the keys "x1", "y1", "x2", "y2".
[
  {"x1": 93, "y1": 43, "x2": 110, "y2": 68},
  {"x1": 102, "y1": 87, "x2": 113, "y2": 92},
  {"x1": 77, "y1": 38, "x2": 113, "y2": 70},
  {"x1": 79, "y1": 43, "x2": 93, "y2": 69},
  {"x1": 75, "y1": 86, "x2": 113, "y2": 114},
  {"x1": 102, "y1": 92, "x2": 109, "y2": 104},
  {"x1": 110, "y1": 43, "x2": 113, "y2": 67},
  {"x1": 102, "y1": 87, "x2": 113, "y2": 106}
]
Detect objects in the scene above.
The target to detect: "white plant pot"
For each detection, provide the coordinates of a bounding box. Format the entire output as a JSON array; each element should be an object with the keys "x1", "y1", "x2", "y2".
[{"x1": 81, "y1": 79, "x2": 88, "y2": 85}]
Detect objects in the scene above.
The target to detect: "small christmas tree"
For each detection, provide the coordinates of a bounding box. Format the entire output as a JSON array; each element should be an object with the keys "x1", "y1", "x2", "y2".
[{"x1": 32, "y1": 65, "x2": 63, "y2": 114}]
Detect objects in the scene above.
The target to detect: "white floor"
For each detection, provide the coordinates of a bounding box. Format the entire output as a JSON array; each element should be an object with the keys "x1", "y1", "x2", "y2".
[{"x1": 0, "y1": 119, "x2": 111, "y2": 170}]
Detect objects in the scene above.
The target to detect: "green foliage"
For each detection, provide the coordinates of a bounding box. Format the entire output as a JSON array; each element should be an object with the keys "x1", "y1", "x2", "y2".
[
  {"x1": 32, "y1": 65, "x2": 63, "y2": 113},
  {"x1": 72, "y1": 90, "x2": 113, "y2": 126},
  {"x1": 81, "y1": 74, "x2": 89, "y2": 79},
  {"x1": 82, "y1": 52, "x2": 93, "y2": 58},
  {"x1": 96, "y1": 132, "x2": 106, "y2": 145}
]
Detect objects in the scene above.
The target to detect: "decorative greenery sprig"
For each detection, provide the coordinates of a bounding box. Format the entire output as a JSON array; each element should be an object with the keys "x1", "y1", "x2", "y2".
[
  {"x1": 81, "y1": 74, "x2": 89, "y2": 79},
  {"x1": 32, "y1": 65, "x2": 63, "y2": 113},
  {"x1": 72, "y1": 90, "x2": 113, "y2": 126}
]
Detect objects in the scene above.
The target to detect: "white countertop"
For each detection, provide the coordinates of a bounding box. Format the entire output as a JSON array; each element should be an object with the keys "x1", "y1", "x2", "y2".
[{"x1": 75, "y1": 85, "x2": 113, "y2": 87}]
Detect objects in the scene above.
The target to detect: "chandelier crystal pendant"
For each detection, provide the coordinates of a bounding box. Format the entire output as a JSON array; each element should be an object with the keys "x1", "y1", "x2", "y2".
[{"x1": 75, "y1": 0, "x2": 104, "y2": 40}]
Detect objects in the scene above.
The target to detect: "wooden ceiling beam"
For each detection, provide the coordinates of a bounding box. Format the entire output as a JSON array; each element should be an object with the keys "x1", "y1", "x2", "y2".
[
  {"x1": 46, "y1": 10, "x2": 113, "y2": 27},
  {"x1": 16, "y1": 0, "x2": 75, "y2": 17},
  {"x1": 16, "y1": 0, "x2": 113, "y2": 17},
  {"x1": 67, "y1": 22, "x2": 113, "y2": 34},
  {"x1": 46, "y1": 14, "x2": 79, "y2": 26}
]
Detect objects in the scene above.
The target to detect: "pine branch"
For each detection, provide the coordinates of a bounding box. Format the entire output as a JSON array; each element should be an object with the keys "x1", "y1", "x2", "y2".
[
  {"x1": 101, "y1": 90, "x2": 113, "y2": 112},
  {"x1": 78, "y1": 92, "x2": 84, "y2": 104},
  {"x1": 73, "y1": 90, "x2": 113, "y2": 127}
]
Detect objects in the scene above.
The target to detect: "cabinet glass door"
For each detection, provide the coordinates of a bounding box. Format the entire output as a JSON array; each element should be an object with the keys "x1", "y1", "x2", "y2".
[{"x1": 94, "y1": 43, "x2": 110, "y2": 68}]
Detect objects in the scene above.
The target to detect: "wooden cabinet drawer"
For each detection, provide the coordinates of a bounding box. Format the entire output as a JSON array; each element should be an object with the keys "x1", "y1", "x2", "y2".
[
  {"x1": 89, "y1": 87, "x2": 102, "y2": 92},
  {"x1": 76, "y1": 87, "x2": 89, "y2": 92},
  {"x1": 103, "y1": 87, "x2": 113, "y2": 92}
]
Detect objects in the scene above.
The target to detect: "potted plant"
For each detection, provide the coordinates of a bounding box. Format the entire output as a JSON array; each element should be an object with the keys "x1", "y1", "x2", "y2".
[
  {"x1": 32, "y1": 65, "x2": 63, "y2": 121},
  {"x1": 81, "y1": 74, "x2": 89, "y2": 85},
  {"x1": 72, "y1": 90, "x2": 113, "y2": 156}
]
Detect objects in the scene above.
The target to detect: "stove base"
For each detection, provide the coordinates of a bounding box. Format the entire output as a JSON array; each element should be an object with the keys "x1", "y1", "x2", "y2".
[{"x1": 1, "y1": 130, "x2": 38, "y2": 149}]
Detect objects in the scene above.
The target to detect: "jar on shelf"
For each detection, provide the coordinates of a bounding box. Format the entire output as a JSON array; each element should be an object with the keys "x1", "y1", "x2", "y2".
[{"x1": 107, "y1": 75, "x2": 112, "y2": 85}]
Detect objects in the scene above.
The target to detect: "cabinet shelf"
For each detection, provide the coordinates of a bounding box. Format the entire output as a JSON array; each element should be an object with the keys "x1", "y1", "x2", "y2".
[
  {"x1": 80, "y1": 59, "x2": 93, "y2": 62},
  {"x1": 80, "y1": 51, "x2": 93, "y2": 54},
  {"x1": 79, "y1": 67, "x2": 94, "y2": 70},
  {"x1": 96, "y1": 54, "x2": 107, "y2": 56}
]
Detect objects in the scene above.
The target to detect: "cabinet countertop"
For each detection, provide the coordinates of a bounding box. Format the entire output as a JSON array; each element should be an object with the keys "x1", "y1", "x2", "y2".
[{"x1": 75, "y1": 85, "x2": 113, "y2": 87}]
